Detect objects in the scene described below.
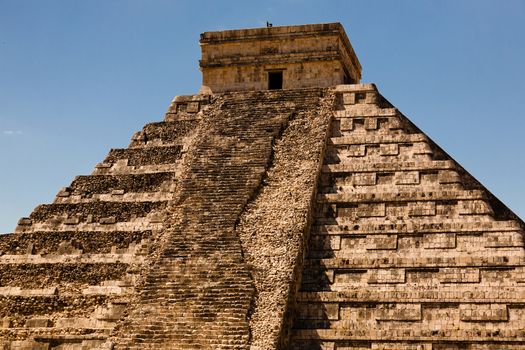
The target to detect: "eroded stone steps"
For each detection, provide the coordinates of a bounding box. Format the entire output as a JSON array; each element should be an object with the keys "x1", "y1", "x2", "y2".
[
  {"x1": 128, "y1": 120, "x2": 199, "y2": 148},
  {"x1": 0, "y1": 230, "x2": 148, "y2": 255},
  {"x1": 115, "y1": 88, "x2": 327, "y2": 349},
  {"x1": 0, "y1": 294, "x2": 121, "y2": 318},
  {"x1": 101, "y1": 145, "x2": 183, "y2": 167},
  {"x1": 0, "y1": 336, "x2": 112, "y2": 350},
  {"x1": 93, "y1": 164, "x2": 181, "y2": 176},
  {"x1": 64, "y1": 173, "x2": 175, "y2": 198},
  {"x1": 26, "y1": 201, "x2": 167, "y2": 225},
  {"x1": 0, "y1": 263, "x2": 129, "y2": 288}
]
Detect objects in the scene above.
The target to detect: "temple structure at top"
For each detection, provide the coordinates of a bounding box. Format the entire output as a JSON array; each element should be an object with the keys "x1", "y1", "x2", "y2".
[{"x1": 199, "y1": 22, "x2": 362, "y2": 92}]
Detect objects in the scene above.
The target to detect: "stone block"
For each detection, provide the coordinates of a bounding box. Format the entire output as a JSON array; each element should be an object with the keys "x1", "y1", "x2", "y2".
[
  {"x1": 368, "y1": 269, "x2": 405, "y2": 284},
  {"x1": 411, "y1": 142, "x2": 433, "y2": 155},
  {"x1": 9, "y1": 341, "x2": 49, "y2": 350},
  {"x1": 64, "y1": 217, "x2": 80, "y2": 225},
  {"x1": 292, "y1": 342, "x2": 334, "y2": 350},
  {"x1": 17, "y1": 287, "x2": 57, "y2": 297},
  {"x1": 346, "y1": 145, "x2": 366, "y2": 157},
  {"x1": 342, "y1": 93, "x2": 356, "y2": 105},
  {"x1": 388, "y1": 117, "x2": 402, "y2": 129},
  {"x1": 352, "y1": 173, "x2": 376, "y2": 186},
  {"x1": 357, "y1": 203, "x2": 386, "y2": 217},
  {"x1": 99, "y1": 216, "x2": 116, "y2": 225},
  {"x1": 186, "y1": 101, "x2": 200, "y2": 113},
  {"x1": 438, "y1": 170, "x2": 461, "y2": 184},
  {"x1": 56, "y1": 187, "x2": 71, "y2": 197},
  {"x1": 310, "y1": 235, "x2": 341, "y2": 251},
  {"x1": 395, "y1": 171, "x2": 420, "y2": 185},
  {"x1": 366, "y1": 235, "x2": 397, "y2": 250},
  {"x1": 26, "y1": 242, "x2": 35, "y2": 254},
  {"x1": 365, "y1": 92, "x2": 377, "y2": 104},
  {"x1": 25, "y1": 318, "x2": 50, "y2": 328},
  {"x1": 17, "y1": 217, "x2": 32, "y2": 226},
  {"x1": 55, "y1": 317, "x2": 115, "y2": 329},
  {"x1": 372, "y1": 344, "x2": 431, "y2": 350},
  {"x1": 55, "y1": 317, "x2": 90, "y2": 328},
  {"x1": 85, "y1": 341, "x2": 114, "y2": 350},
  {"x1": 513, "y1": 267, "x2": 525, "y2": 283},
  {"x1": 365, "y1": 118, "x2": 378, "y2": 130},
  {"x1": 95, "y1": 162, "x2": 112, "y2": 169},
  {"x1": 0, "y1": 287, "x2": 21, "y2": 296},
  {"x1": 408, "y1": 201, "x2": 436, "y2": 216},
  {"x1": 484, "y1": 231, "x2": 523, "y2": 248},
  {"x1": 376, "y1": 303, "x2": 422, "y2": 321},
  {"x1": 297, "y1": 303, "x2": 339, "y2": 320},
  {"x1": 334, "y1": 270, "x2": 366, "y2": 285},
  {"x1": 35, "y1": 287, "x2": 58, "y2": 296},
  {"x1": 439, "y1": 268, "x2": 480, "y2": 283},
  {"x1": 423, "y1": 233, "x2": 456, "y2": 249},
  {"x1": 380, "y1": 143, "x2": 399, "y2": 156},
  {"x1": 94, "y1": 304, "x2": 126, "y2": 321},
  {"x1": 459, "y1": 304, "x2": 508, "y2": 322},
  {"x1": 82, "y1": 285, "x2": 131, "y2": 295},
  {"x1": 459, "y1": 200, "x2": 493, "y2": 215},
  {"x1": 340, "y1": 118, "x2": 353, "y2": 131}
]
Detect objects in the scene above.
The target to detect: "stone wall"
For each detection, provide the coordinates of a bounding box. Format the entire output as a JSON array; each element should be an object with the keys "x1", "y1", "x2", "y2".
[
  {"x1": 290, "y1": 84, "x2": 525, "y2": 350},
  {"x1": 202, "y1": 61, "x2": 347, "y2": 93},
  {"x1": 199, "y1": 23, "x2": 361, "y2": 93}
]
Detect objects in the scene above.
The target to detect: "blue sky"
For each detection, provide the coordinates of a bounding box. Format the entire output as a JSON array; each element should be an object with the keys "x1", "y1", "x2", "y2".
[{"x1": 0, "y1": 0, "x2": 524, "y2": 232}]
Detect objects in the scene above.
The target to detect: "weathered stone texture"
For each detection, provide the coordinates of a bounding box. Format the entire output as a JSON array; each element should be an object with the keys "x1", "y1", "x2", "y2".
[
  {"x1": 1, "y1": 23, "x2": 524, "y2": 350},
  {"x1": 236, "y1": 90, "x2": 333, "y2": 349},
  {"x1": 0, "y1": 98, "x2": 194, "y2": 348},
  {"x1": 199, "y1": 23, "x2": 361, "y2": 93},
  {"x1": 290, "y1": 84, "x2": 525, "y2": 350},
  {"x1": 114, "y1": 88, "x2": 330, "y2": 349}
]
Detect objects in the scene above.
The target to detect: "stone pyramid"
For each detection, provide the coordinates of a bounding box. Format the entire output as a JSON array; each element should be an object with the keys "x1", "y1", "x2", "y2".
[{"x1": 1, "y1": 23, "x2": 524, "y2": 350}]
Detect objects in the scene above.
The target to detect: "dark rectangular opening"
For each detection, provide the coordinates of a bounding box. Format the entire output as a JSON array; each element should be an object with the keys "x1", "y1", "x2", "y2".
[
  {"x1": 343, "y1": 74, "x2": 355, "y2": 84},
  {"x1": 268, "y1": 71, "x2": 283, "y2": 90}
]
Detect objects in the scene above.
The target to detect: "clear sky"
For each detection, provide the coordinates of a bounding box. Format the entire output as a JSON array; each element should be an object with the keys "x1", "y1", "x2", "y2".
[{"x1": 0, "y1": 0, "x2": 524, "y2": 233}]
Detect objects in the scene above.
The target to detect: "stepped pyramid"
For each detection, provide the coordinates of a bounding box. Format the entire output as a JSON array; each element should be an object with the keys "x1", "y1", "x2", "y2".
[{"x1": 1, "y1": 22, "x2": 524, "y2": 350}]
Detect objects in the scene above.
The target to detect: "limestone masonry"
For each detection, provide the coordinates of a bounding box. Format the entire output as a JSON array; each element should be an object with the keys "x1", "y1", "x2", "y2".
[{"x1": 1, "y1": 22, "x2": 524, "y2": 350}]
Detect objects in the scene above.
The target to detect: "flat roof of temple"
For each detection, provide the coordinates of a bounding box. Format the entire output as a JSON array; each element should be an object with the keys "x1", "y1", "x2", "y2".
[{"x1": 200, "y1": 22, "x2": 362, "y2": 73}]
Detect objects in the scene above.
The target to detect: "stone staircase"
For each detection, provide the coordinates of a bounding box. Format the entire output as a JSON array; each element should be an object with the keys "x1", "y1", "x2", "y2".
[
  {"x1": 290, "y1": 84, "x2": 525, "y2": 350},
  {"x1": 115, "y1": 88, "x2": 328, "y2": 349}
]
